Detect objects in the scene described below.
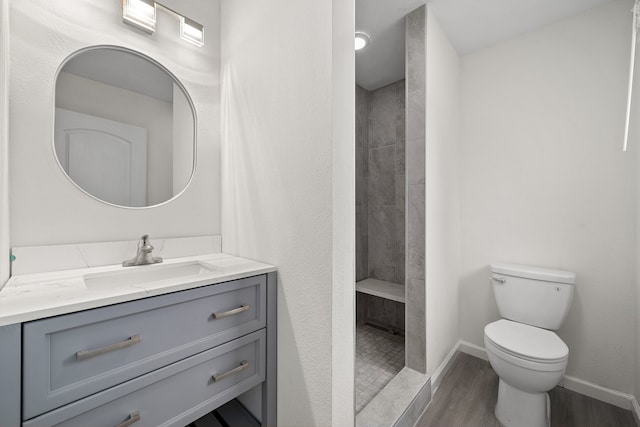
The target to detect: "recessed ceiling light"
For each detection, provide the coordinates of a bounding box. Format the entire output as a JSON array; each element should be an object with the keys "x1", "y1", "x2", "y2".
[{"x1": 355, "y1": 32, "x2": 370, "y2": 51}]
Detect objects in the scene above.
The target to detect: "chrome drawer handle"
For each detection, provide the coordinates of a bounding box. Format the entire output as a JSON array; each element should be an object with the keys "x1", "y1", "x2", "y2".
[
  {"x1": 212, "y1": 304, "x2": 250, "y2": 319},
  {"x1": 212, "y1": 360, "x2": 249, "y2": 382},
  {"x1": 115, "y1": 411, "x2": 141, "y2": 427},
  {"x1": 76, "y1": 335, "x2": 141, "y2": 361}
]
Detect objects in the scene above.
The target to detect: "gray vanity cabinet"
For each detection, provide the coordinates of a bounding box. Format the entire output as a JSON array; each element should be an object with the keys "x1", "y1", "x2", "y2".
[{"x1": 0, "y1": 271, "x2": 277, "y2": 427}]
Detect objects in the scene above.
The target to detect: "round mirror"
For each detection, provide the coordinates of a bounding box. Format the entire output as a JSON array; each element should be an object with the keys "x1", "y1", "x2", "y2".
[{"x1": 54, "y1": 46, "x2": 196, "y2": 208}]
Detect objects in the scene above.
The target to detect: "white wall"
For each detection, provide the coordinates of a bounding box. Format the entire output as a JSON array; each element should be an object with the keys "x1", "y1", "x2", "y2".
[
  {"x1": 220, "y1": 0, "x2": 354, "y2": 425},
  {"x1": 636, "y1": 126, "x2": 640, "y2": 404},
  {"x1": 331, "y1": 0, "x2": 356, "y2": 424},
  {"x1": 459, "y1": 0, "x2": 636, "y2": 394},
  {"x1": 9, "y1": 0, "x2": 220, "y2": 247},
  {"x1": 635, "y1": 59, "x2": 640, "y2": 405},
  {"x1": 0, "y1": 0, "x2": 9, "y2": 286},
  {"x1": 425, "y1": 9, "x2": 461, "y2": 375},
  {"x1": 56, "y1": 72, "x2": 175, "y2": 206}
]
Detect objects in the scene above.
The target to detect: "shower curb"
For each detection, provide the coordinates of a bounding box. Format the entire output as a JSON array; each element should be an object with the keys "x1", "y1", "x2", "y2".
[{"x1": 355, "y1": 367, "x2": 430, "y2": 427}]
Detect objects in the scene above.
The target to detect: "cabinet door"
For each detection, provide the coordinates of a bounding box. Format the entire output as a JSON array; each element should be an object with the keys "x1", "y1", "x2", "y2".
[
  {"x1": 23, "y1": 275, "x2": 266, "y2": 419},
  {"x1": 24, "y1": 330, "x2": 266, "y2": 427}
]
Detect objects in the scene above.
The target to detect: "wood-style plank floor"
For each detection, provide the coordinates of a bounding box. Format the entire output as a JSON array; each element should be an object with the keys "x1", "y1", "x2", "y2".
[{"x1": 417, "y1": 352, "x2": 636, "y2": 427}]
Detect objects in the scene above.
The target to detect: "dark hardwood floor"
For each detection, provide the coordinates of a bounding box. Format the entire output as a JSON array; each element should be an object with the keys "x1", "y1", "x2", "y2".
[{"x1": 416, "y1": 352, "x2": 636, "y2": 427}]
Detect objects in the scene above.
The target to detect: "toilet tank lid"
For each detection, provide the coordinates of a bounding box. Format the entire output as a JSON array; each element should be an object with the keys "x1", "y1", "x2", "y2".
[{"x1": 491, "y1": 263, "x2": 576, "y2": 285}]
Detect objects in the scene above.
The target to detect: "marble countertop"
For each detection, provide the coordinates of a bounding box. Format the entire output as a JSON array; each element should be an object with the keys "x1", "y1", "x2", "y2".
[{"x1": 0, "y1": 253, "x2": 276, "y2": 327}]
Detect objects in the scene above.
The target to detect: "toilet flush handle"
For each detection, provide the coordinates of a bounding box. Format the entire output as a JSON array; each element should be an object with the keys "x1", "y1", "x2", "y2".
[{"x1": 492, "y1": 276, "x2": 506, "y2": 284}]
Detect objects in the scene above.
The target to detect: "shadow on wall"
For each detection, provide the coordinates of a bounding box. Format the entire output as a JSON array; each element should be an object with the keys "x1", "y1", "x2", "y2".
[
  {"x1": 221, "y1": 62, "x2": 330, "y2": 426},
  {"x1": 557, "y1": 285, "x2": 584, "y2": 380},
  {"x1": 458, "y1": 266, "x2": 498, "y2": 343},
  {"x1": 275, "y1": 293, "x2": 318, "y2": 424},
  {"x1": 221, "y1": 62, "x2": 278, "y2": 254}
]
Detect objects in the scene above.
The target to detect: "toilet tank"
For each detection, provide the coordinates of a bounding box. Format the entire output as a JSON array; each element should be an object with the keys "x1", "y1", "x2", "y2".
[{"x1": 490, "y1": 263, "x2": 575, "y2": 330}]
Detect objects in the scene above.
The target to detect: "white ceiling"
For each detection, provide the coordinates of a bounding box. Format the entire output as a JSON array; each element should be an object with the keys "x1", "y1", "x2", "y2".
[{"x1": 356, "y1": 0, "x2": 618, "y2": 91}]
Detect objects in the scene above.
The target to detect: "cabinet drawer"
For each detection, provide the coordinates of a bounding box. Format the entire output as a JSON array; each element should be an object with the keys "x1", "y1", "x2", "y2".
[
  {"x1": 23, "y1": 275, "x2": 266, "y2": 419},
  {"x1": 24, "y1": 330, "x2": 265, "y2": 427}
]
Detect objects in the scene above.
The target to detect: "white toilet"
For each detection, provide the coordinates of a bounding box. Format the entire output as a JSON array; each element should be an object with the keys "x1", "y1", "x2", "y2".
[{"x1": 484, "y1": 263, "x2": 575, "y2": 427}]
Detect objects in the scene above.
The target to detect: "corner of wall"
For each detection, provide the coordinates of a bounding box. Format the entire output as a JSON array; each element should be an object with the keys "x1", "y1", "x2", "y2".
[
  {"x1": 331, "y1": 0, "x2": 356, "y2": 425},
  {"x1": 0, "y1": 0, "x2": 10, "y2": 287}
]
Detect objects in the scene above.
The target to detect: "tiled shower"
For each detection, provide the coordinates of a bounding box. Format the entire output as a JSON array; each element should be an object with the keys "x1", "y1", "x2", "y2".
[
  {"x1": 355, "y1": 5, "x2": 426, "y2": 414},
  {"x1": 355, "y1": 80, "x2": 406, "y2": 412}
]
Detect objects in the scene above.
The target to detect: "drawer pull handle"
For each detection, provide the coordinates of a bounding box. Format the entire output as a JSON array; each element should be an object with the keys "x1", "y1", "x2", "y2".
[
  {"x1": 212, "y1": 360, "x2": 249, "y2": 382},
  {"x1": 213, "y1": 304, "x2": 250, "y2": 319},
  {"x1": 115, "y1": 411, "x2": 141, "y2": 427},
  {"x1": 76, "y1": 335, "x2": 141, "y2": 361}
]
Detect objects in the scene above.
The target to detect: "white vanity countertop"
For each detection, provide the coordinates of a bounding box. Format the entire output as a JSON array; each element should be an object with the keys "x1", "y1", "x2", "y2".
[{"x1": 0, "y1": 253, "x2": 276, "y2": 327}]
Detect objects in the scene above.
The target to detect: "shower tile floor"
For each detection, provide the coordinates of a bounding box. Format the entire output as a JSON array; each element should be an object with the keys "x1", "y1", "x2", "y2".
[{"x1": 355, "y1": 324, "x2": 405, "y2": 413}]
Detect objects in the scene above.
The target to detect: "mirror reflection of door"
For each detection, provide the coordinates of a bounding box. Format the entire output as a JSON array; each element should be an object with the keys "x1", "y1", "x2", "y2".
[{"x1": 55, "y1": 108, "x2": 148, "y2": 207}]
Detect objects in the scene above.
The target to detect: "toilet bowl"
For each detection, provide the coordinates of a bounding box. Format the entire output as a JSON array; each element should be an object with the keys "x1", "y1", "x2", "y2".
[
  {"x1": 484, "y1": 319, "x2": 568, "y2": 427},
  {"x1": 486, "y1": 264, "x2": 575, "y2": 427}
]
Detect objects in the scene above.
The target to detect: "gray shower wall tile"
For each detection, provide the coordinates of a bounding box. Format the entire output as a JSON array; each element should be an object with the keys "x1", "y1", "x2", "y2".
[
  {"x1": 369, "y1": 146, "x2": 397, "y2": 206},
  {"x1": 406, "y1": 278, "x2": 426, "y2": 372},
  {"x1": 369, "y1": 84, "x2": 398, "y2": 149},
  {"x1": 368, "y1": 205, "x2": 397, "y2": 278},
  {"x1": 406, "y1": 89, "x2": 425, "y2": 142},
  {"x1": 396, "y1": 83, "x2": 406, "y2": 175},
  {"x1": 395, "y1": 200, "x2": 406, "y2": 285},
  {"x1": 357, "y1": 79, "x2": 406, "y2": 307},
  {"x1": 369, "y1": 266, "x2": 398, "y2": 286},
  {"x1": 368, "y1": 205, "x2": 404, "y2": 284},
  {"x1": 356, "y1": 164, "x2": 368, "y2": 207},
  {"x1": 406, "y1": 6, "x2": 425, "y2": 92},
  {"x1": 356, "y1": 133, "x2": 365, "y2": 178},
  {"x1": 356, "y1": 85, "x2": 371, "y2": 178},
  {"x1": 365, "y1": 295, "x2": 405, "y2": 331},
  {"x1": 406, "y1": 137, "x2": 425, "y2": 185},
  {"x1": 356, "y1": 85, "x2": 371, "y2": 281},
  {"x1": 396, "y1": 175, "x2": 406, "y2": 209},
  {"x1": 356, "y1": 205, "x2": 369, "y2": 281},
  {"x1": 403, "y1": 3, "x2": 427, "y2": 378},
  {"x1": 396, "y1": 135, "x2": 406, "y2": 176},
  {"x1": 406, "y1": 184, "x2": 425, "y2": 281}
]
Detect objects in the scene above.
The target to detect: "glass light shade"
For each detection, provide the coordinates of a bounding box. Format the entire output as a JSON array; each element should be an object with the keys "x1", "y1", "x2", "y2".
[
  {"x1": 180, "y1": 17, "x2": 204, "y2": 47},
  {"x1": 122, "y1": 0, "x2": 156, "y2": 34},
  {"x1": 355, "y1": 33, "x2": 370, "y2": 51}
]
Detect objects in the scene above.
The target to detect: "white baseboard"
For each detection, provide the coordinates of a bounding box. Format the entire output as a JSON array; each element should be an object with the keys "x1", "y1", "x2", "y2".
[
  {"x1": 430, "y1": 340, "x2": 486, "y2": 398},
  {"x1": 456, "y1": 340, "x2": 637, "y2": 413},
  {"x1": 458, "y1": 340, "x2": 488, "y2": 361},
  {"x1": 430, "y1": 342, "x2": 460, "y2": 395},
  {"x1": 631, "y1": 396, "x2": 640, "y2": 426},
  {"x1": 560, "y1": 375, "x2": 635, "y2": 411}
]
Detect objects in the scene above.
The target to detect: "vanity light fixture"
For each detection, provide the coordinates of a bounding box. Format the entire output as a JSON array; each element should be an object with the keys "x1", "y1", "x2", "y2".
[
  {"x1": 355, "y1": 32, "x2": 370, "y2": 51},
  {"x1": 180, "y1": 17, "x2": 205, "y2": 47},
  {"x1": 122, "y1": 0, "x2": 156, "y2": 34},
  {"x1": 122, "y1": 0, "x2": 205, "y2": 47}
]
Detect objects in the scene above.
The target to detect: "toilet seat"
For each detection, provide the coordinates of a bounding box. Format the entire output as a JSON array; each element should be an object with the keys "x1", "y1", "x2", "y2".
[{"x1": 485, "y1": 319, "x2": 568, "y2": 371}]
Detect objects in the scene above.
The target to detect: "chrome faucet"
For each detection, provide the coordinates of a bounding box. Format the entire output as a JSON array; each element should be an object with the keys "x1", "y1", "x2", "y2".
[{"x1": 123, "y1": 235, "x2": 163, "y2": 267}]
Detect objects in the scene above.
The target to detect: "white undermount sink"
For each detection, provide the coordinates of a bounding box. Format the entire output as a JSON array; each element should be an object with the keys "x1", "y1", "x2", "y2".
[{"x1": 83, "y1": 261, "x2": 218, "y2": 289}]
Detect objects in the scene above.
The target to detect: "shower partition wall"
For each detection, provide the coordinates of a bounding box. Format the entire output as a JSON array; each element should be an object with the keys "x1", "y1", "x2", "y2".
[{"x1": 405, "y1": 4, "x2": 426, "y2": 374}]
